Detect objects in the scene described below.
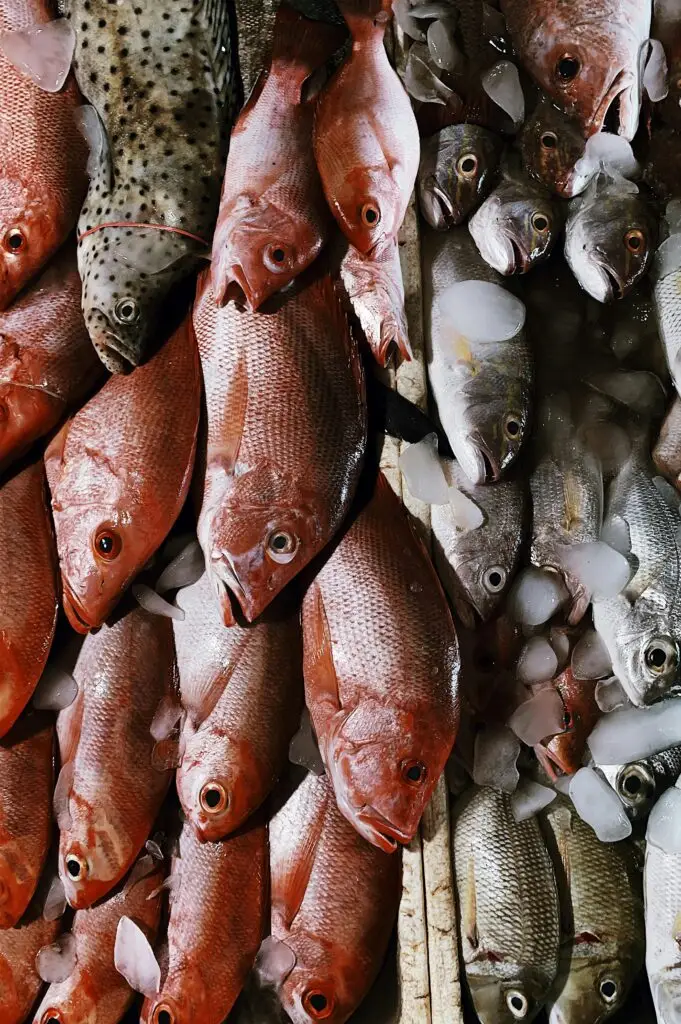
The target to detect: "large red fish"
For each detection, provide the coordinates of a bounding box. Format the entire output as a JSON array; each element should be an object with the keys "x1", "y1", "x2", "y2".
[
  {"x1": 302, "y1": 473, "x2": 460, "y2": 852},
  {"x1": 0, "y1": 896, "x2": 61, "y2": 1024},
  {"x1": 141, "y1": 818, "x2": 268, "y2": 1024},
  {"x1": 193, "y1": 270, "x2": 366, "y2": 626},
  {"x1": 0, "y1": 1, "x2": 87, "y2": 309},
  {"x1": 313, "y1": 0, "x2": 420, "y2": 254},
  {"x1": 0, "y1": 460, "x2": 58, "y2": 737},
  {"x1": 174, "y1": 572, "x2": 303, "y2": 841},
  {"x1": 45, "y1": 316, "x2": 200, "y2": 633},
  {"x1": 211, "y1": 4, "x2": 343, "y2": 311},
  {"x1": 534, "y1": 668, "x2": 600, "y2": 779},
  {"x1": 0, "y1": 246, "x2": 103, "y2": 472},
  {"x1": 56, "y1": 608, "x2": 176, "y2": 909},
  {"x1": 0, "y1": 712, "x2": 53, "y2": 929},
  {"x1": 268, "y1": 772, "x2": 402, "y2": 1024}
]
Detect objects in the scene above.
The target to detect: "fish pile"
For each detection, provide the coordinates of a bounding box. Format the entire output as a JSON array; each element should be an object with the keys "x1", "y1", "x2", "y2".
[{"x1": 3, "y1": 0, "x2": 681, "y2": 1022}]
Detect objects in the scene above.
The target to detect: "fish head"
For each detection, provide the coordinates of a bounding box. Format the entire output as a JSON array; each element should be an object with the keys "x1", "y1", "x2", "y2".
[
  {"x1": 326, "y1": 700, "x2": 454, "y2": 853},
  {"x1": 211, "y1": 199, "x2": 325, "y2": 310},
  {"x1": 449, "y1": 533, "x2": 521, "y2": 625},
  {"x1": 0, "y1": 382, "x2": 64, "y2": 471},
  {"x1": 143, "y1": 987, "x2": 202, "y2": 1024},
  {"x1": 565, "y1": 186, "x2": 657, "y2": 303},
  {"x1": 467, "y1": 967, "x2": 550, "y2": 1024},
  {"x1": 0, "y1": 182, "x2": 62, "y2": 311},
  {"x1": 34, "y1": 976, "x2": 98, "y2": 1024},
  {"x1": 418, "y1": 125, "x2": 503, "y2": 229},
  {"x1": 457, "y1": 388, "x2": 531, "y2": 484},
  {"x1": 332, "y1": 166, "x2": 402, "y2": 255},
  {"x1": 469, "y1": 182, "x2": 561, "y2": 275},
  {"x1": 200, "y1": 467, "x2": 325, "y2": 624},
  {"x1": 538, "y1": 671, "x2": 599, "y2": 776},
  {"x1": 277, "y1": 930, "x2": 358, "y2": 1024},
  {"x1": 54, "y1": 503, "x2": 154, "y2": 633},
  {"x1": 594, "y1": 595, "x2": 680, "y2": 705},
  {"x1": 177, "y1": 731, "x2": 261, "y2": 840},
  {"x1": 520, "y1": 100, "x2": 586, "y2": 198},
  {"x1": 548, "y1": 957, "x2": 631, "y2": 1024}
]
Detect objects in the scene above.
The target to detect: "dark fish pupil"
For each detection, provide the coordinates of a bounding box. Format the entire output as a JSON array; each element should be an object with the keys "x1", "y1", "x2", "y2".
[
  {"x1": 510, "y1": 996, "x2": 524, "y2": 1011},
  {"x1": 204, "y1": 786, "x2": 221, "y2": 808},
  {"x1": 507, "y1": 420, "x2": 520, "y2": 437},
  {"x1": 649, "y1": 647, "x2": 667, "y2": 668},
  {"x1": 489, "y1": 572, "x2": 502, "y2": 587},
  {"x1": 66, "y1": 858, "x2": 81, "y2": 879},
  {"x1": 557, "y1": 56, "x2": 580, "y2": 80},
  {"x1": 406, "y1": 764, "x2": 422, "y2": 782},
  {"x1": 272, "y1": 248, "x2": 285, "y2": 263},
  {"x1": 623, "y1": 773, "x2": 641, "y2": 795},
  {"x1": 157, "y1": 1012, "x2": 172, "y2": 1024},
  {"x1": 541, "y1": 133, "x2": 557, "y2": 149},
  {"x1": 98, "y1": 535, "x2": 114, "y2": 554},
  {"x1": 310, "y1": 994, "x2": 327, "y2": 1012},
  {"x1": 365, "y1": 208, "x2": 377, "y2": 223},
  {"x1": 8, "y1": 232, "x2": 22, "y2": 249},
  {"x1": 461, "y1": 157, "x2": 476, "y2": 173},
  {"x1": 272, "y1": 534, "x2": 288, "y2": 551},
  {"x1": 601, "y1": 981, "x2": 617, "y2": 1000}
]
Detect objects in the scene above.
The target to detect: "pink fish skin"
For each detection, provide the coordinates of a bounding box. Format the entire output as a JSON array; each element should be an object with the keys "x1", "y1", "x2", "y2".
[
  {"x1": 0, "y1": 893, "x2": 61, "y2": 1024},
  {"x1": 302, "y1": 472, "x2": 460, "y2": 853},
  {"x1": 174, "y1": 572, "x2": 303, "y2": 841}
]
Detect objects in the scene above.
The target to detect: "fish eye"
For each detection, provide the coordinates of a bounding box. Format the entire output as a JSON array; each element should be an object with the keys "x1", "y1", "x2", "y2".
[
  {"x1": 644, "y1": 637, "x2": 678, "y2": 674},
  {"x1": 531, "y1": 212, "x2": 550, "y2": 232},
  {"x1": 599, "y1": 978, "x2": 619, "y2": 1003},
  {"x1": 617, "y1": 763, "x2": 654, "y2": 806},
  {"x1": 504, "y1": 414, "x2": 522, "y2": 440},
  {"x1": 3, "y1": 227, "x2": 25, "y2": 253},
  {"x1": 401, "y1": 759, "x2": 427, "y2": 786},
  {"x1": 263, "y1": 243, "x2": 290, "y2": 273},
  {"x1": 540, "y1": 131, "x2": 557, "y2": 149},
  {"x1": 483, "y1": 566, "x2": 507, "y2": 593},
  {"x1": 199, "y1": 782, "x2": 228, "y2": 815},
  {"x1": 114, "y1": 297, "x2": 140, "y2": 324},
  {"x1": 302, "y1": 988, "x2": 334, "y2": 1019},
  {"x1": 506, "y1": 989, "x2": 529, "y2": 1018},
  {"x1": 457, "y1": 153, "x2": 478, "y2": 178},
  {"x1": 41, "y1": 1011, "x2": 64, "y2": 1024},
  {"x1": 93, "y1": 527, "x2": 122, "y2": 561},
  {"x1": 153, "y1": 1005, "x2": 176, "y2": 1024},
  {"x1": 266, "y1": 529, "x2": 298, "y2": 564},
  {"x1": 64, "y1": 853, "x2": 88, "y2": 881},
  {"x1": 624, "y1": 228, "x2": 645, "y2": 253},
  {"x1": 556, "y1": 55, "x2": 580, "y2": 81},
  {"x1": 360, "y1": 202, "x2": 381, "y2": 227}
]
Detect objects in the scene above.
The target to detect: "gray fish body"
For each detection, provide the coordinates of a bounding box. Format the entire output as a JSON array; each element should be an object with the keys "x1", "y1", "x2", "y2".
[
  {"x1": 63, "y1": 0, "x2": 239, "y2": 372},
  {"x1": 541, "y1": 797, "x2": 644, "y2": 1024},
  {"x1": 600, "y1": 746, "x2": 681, "y2": 822},
  {"x1": 592, "y1": 438, "x2": 681, "y2": 706},
  {"x1": 453, "y1": 785, "x2": 561, "y2": 1024},
  {"x1": 423, "y1": 226, "x2": 533, "y2": 485},
  {"x1": 645, "y1": 839, "x2": 681, "y2": 1023},
  {"x1": 655, "y1": 267, "x2": 681, "y2": 400},
  {"x1": 417, "y1": 124, "x2": 503, "y2": 230},
  {"x1": 431, "y1": 459, "x2": 526, "y2": 627}
]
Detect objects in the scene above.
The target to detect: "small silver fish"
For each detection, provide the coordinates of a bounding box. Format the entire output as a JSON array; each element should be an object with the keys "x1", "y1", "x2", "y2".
[
  {"x1": 600, "y1": 746, "x2": 681, "y2": 822},
  {"x1": 417, "y1": 123, "x2": 504, "y2": 229}
]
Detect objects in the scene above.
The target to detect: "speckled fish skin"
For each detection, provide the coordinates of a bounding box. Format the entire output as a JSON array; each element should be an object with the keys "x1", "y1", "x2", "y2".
[
  {"x1": 541, "y1": 797, "x2": 644, "y2": 1024},
  {"x1": 45, "y1": 315, "x2": 200, "y2": 633},
  {"x1": 423, "y1": 225, "x2": 533, "y2": 484},
  {"x1": 535, "y1": 670, "x2": 599, "y2": 779},
  {"x1": 0, "y1": 1, "x2": 87, "y2": 311},
  {"x1": 530, "y1": 395, "x2": 603, "y2": 625},
  {"x1": 0, "y1": 460, "x2": 58, "y2": 738},
  {"x1": 0, "y1": 245, "x2": 104, "y2": 473},
  {"x1": 644, "y1": 835, "x2": 681, "y2": 1021},
  {"x1": 499, "y1": 0, "x2": 651, "y2": 139},
  {"x1": 564, "y1": 178, "x2": 658, "y2": 304},
  {"x1": 61, "y1": 0, "x2": 239, "y2": 373},
  {"x1": 469, "y1": 169, "x2": 564, "y2": 276},
  {"x1": 592, "y1": 431, "x2": 681, "y2": 706},
  {"x1": 600, "y1": 746, "x2": 681, "y2": 823},
  {"x1": 417, "y1": 124, "x2": 504, "y2": 230},
  {"x1": 193, "y1": 270, "x2": 366, "y2": 626},
  {"x1": 174, "y1": 571, "x2": 303, "y2": 841},
  {"x1": 0, "y1": 899, "x2": 61, "y2": 1024},
  {"x1": 339, "y1": 235, "x2": 411, "y2": 366},
  {"x1": 270, "y1": 772, "x2": 402, "y2": 1024},
  {"x1": 431, "y1": 458, "x2": 526, "y2": 629},
  {"x1": 302, "y1": 473, "x2": 460, "y2": 853},
  {"x1": 141, "y1": 817, "x2": 268, "y2": 1024},
  {"x1": 211, "y1": 5, "x2": 343, "y2": 312},
  {"x1": 313, "y1": 0, "x2": 420, "y2": 254},
  {"x1": 520, "y1": 98, "x2": 587, "y2": 199},
  {"x1": 453, "y1": 785, "x2": 561, "y2": 1024},
  {"x1": 56, "y1": 607, "x2": 176, "y2": 910},
  {"x1": 0, "y1": 713, "x2": 53, "y2": 929},
  {"x1": 32, "y1": 861, "x2": 164, "y2": 1024}
]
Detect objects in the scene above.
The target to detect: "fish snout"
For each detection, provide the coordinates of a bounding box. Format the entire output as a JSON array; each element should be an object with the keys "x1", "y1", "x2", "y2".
[
  {"x1": 212, "y1": 260, "x2": 265, "y2": 312},
  {"x1": 87, "y1": 308, "x2": 141, "y2": 374}
]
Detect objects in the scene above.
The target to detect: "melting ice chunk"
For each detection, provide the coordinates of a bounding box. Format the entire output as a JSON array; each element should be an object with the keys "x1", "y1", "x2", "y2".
[
  {"x1": 507, "y1": 567, "x2": 568, "y2": 626},
  {"x1": 481, "y1": 60, "x2": 524, "y2": 126},
  {"x1": 0, "y1": 18, "x2": 75, "y2": 92},
  {"x1": 588, "y1": 699, "x2": 681, "y2": 763},
  {"x1": 448, "y1": 486, "x2": 484, "y2": 530},
  {"x1": 404, "y1": 42, "x2": 455, "y2": 104},
  {"x1": 569, "y1": 766, "x2": 632, "y2": 841},
  {"x1": 32, "y1": 664, "x2": 78, "y2": 711},
  {"x1": 392, "y1": 0, "x2": 427, "y2": 40},
  {"x1": 548, "y1": 628, "x2": 571, "y2": 672},
  {"x1": 156, "y1": 538, "x2": 204, "y2": 594},
  {"x1": 427, "y1": 18, "x2": 462, "y2": 72},
  {"x1": 511, "y1": 777, "x2": 556, "y2": 821},
  {"x1": 36, "y1": 932, "x2": 77, "y2": 984},
  {"x1": 43, "y1": 875, "x2": 66, "y2": 922},
  {"x1": 399, "y1": 433, "x2": 451, "y2": 505},
  {"x1": 571, "y1": 629, "x2": 613, "y2": 680},
  {"x1": 594, "y1": 675, "x2": 631, "y2": 713},
  {"x1": 647, "y1": 783, "x2": 681, "y2": 853},
  {"x1": 573, "y1": 133, "x2": 640, "y2": 190},
  {"x1": 654, "y1": 233, "x2": 681, "y2": 282},
  {"x1": 601, "y1": 515, "x2": 631, "y2": 556},
  {"x1": 472, "y1": 724, "x2": 520, "y2": 793},
  {"x1": 508, "y1": 688, "x2": 565, "y2": 746},
  {"x1": 561, "y1": 541, "x2": 630, "y2": 600},
  {"x1": 516, "y1": 637, "x2": 558, "y2": 685},
  {"x1": 438, "y1": 280, "x2": 526, "y2": 343},
  {"x1": 644, "y1": 39, "x2": 669, "y2": 102}
]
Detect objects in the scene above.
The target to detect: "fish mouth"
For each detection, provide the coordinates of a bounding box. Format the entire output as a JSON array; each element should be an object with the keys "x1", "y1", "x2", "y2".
[
  {"x1": 210, "y1": 553, "x2": 265, "y2": 624},
  {"x1": 430, "y1": 183, "x2": 457, "y2": 228},
  {"x1": 593, "y1": 262, "x2": 625, "y2": 302},
  {"x1": 590, "y1": 69, "x2": 631, "y2": 136},
  {"x1": 506, "y1": 236, "x2": 531, "y2": 275},
  {"x1": 467, "y1": 438, "x2": 500, "y2": 484},
  {"x1": 214, "y1": 262, "x2": 263, "y2": 312},
  {"x1": 356, "y1": 806, "x2": 412, "y2": 853},
  {"x1": 91, "y1": 313, "x2": 140, "y2": 374},
  {"x1": 62, "y1": 585, "x2": 95, "y2": 634}
]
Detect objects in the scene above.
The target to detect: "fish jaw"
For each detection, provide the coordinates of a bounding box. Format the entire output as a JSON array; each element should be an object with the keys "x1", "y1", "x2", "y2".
[
  {"x1": 83, "y1": 308, "x2": 141, "y2": 374},
  {"x1": 547, "y1": 959, "x2": 631, "y2": 1024},
  {"x1": 589, "y1": 67, "x2": 640, "y2": 138}
]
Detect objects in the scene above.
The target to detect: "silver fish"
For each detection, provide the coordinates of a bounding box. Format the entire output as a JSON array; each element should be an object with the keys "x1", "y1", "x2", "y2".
[
  {"x1": 600, "y1": 746, "x2": 681, "y2": 822},
  {"x1": 423, "y1": 226, "x2": 533, "y2": 484},
  {"x1": 655, "y1": 229, "x2": 681, "y2": 403},
  {"x1": 62, "y1": 0, "x2": 240, "y2": 372},
  {"x1": 417, "y1": 123, "x2": 504, "y2": 230},
  {"x1": 431, "y1": 458, "x2": 527, "y2": 628},
  {"x1": 541, "y1": 797, "x2": 645, "y2": 1024},
  {"x1": 453, "y1": 785, "x2": 561, "y2": 1024},
  {"x1": 645, "y1": 833, "x2": 681, "y2": 1022}
]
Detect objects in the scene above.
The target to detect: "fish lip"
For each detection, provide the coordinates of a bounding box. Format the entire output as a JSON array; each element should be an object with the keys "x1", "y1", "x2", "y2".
[
  {"x1": 62, "y1": 585, "x2": 95, "y2": 634},
  {"x1": 216, "y1": 263, "x2": 263, "y2": 312},
  {"x1": 468, "y1": 436, "x2": 500, "y2": 483},
  {"x1": 430, "y1": 183, "x2": 456, "y2": 227},
  {"x1": 210, "y1": 553, "x2": 264, "y2": 624},
  {"x1": 92, "y1": 312, "x2": 140, "y2": 372},
  {"x1": 508, "y1": 237, "x2": 531, "y2": 274},
  {"x1": 357, "y1": 805, "x2": 411, "y2": 852},
  {"x1": 590, "y1": 69, "x2": 630, "y2": 135},
  {"x1": 592, "y1": 261, "x2": 624, "y2": 301}
]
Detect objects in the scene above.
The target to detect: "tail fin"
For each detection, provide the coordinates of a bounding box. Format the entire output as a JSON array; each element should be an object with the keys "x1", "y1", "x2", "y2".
[
  {"x1": 270, "y1": 4, "x2": 348, "y2": 89},
  {"x1": 336, "y1": 0, "x2": 393, "y2": 40}
]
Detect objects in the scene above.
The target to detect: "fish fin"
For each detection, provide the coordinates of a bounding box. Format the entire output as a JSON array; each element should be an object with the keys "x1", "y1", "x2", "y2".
[
  {"x1": 114, "y1": 916, "x2": 161, "y2": 997},
  {"x1": 74, "y1": 104, "x2": 111, "y2": 186},
  {"x1": 272, "y1": 784, "x2": 327, "y2": 928},
  {"x1": 56, "y1": 682, "x2": 84, "y2": 765},
  {"x1": 185, "y1": 629, "x2": 253, "y2": 727},
  {"x1": 460, "y1": 853, "x2": 479, "y2": 951},
  {"x1": 53, "y1": 760, "x2": 74, "y2": 831},
  {"x1": 302, "y1": 582, "x2": 342, "y2": 724},
  {"x1": 44, "y1": 418, "x2": 72, "y2": 491},
  {"x1": 207, "y1": 343, "x2": 248, "y2": 474},
  {"x1": 0, "y1": 18, "x2": 75, "y2": 93},
  {"x1": 270, "y1": 5, "x2": 346, "y2": 96}
]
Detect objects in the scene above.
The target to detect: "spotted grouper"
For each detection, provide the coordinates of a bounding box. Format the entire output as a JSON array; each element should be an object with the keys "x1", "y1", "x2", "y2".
[{"x1": 61, "y1": 0, "x2": 240, "y2": 372}]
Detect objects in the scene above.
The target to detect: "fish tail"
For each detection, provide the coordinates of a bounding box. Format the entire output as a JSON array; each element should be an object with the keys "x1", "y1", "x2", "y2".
[
  {"x1": 270, "y1": 5, "x2": 347, "y2": 86},
  {"x1": 336, "y1": 0, "x2": 393, "y2": 40}
]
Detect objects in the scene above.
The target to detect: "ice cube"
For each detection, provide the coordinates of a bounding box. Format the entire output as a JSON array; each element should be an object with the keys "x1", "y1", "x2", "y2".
[
  {"x1": 511, "y1": 777, "x2": 556, "y2": 821},
  {"x1": 508, "y1": 688, "x2": 566, "y2": 746},
  {"x1": 594, "y1": 675, "x2": 631, "y2": 713},
  {"x1": 647, "y1": 784, "x2": 681, "y2": 853},
  {"x1": 561, "y1": 541, "x2": 630, "y2": 600},
  {"x1": 399, "y1": 433, "x2": 451, "y2": 505},
  {"x1": 507, "y1": 567, "x2": 568, "y2": 626},
  {"x1": 427, "y1": 17, "x2": 462, "y2": 72},
  {"x1": 644, "y1": 39, "x2": 669, "y2": 102},
  {"x1": 437, "y1": 280, "x2": 526, "y2": 343},
  {"x1": 32, "y1": 665, "x2": 78, "y2": 711},
  {"x1": 588, "y1": 698, "x2": 681, "y2": 763},
  {"x1": 36, "y1": 932, "x2": 77, "y2": 984},
  {"x1": 472, "y1": 724, "x2": 520, "y2": 793},
  {"x1": 569, "y1": 766, "x2": 632, "y2": 841},
  {"x1": 447, "y1": 486, "x2": 485, "y2": 530},
  {"x1": 481, "y1": 60, "x2": 524, "y2": 126},
  {"x1": 571, "y1": 629, "x2": 613, "y2": 680},
  {"x1": 601, "y1": 515, "x2": 631, "y2": 556},
  {"x1": 516, "y1": 637, "x2": 558, "y2": 685}
]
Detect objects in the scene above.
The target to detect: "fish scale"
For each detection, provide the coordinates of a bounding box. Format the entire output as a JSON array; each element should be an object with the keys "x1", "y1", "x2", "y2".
[
  {"x1": 62, "y1": 0, "x2": 239, "y2": 372},
  {"x1": 0, "y1": 903, "x2": 61, "y2": 1024},
  {"x1": 645, "y1": 841, "x2": 681, "y2": 1022},
  {"x1": 656, "y1": 268, "x2": 681, "y2": 395}
]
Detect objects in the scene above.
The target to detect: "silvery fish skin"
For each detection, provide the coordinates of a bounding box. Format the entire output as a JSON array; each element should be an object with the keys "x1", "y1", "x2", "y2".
[
  {"x1": 645, "y1": 837, "x2": 681, "y2": 1023},
  {"x1": 564, "y1": 177, "x2": 658, "y2": 304},
  {"x1": 469, "y1": 170, "x2": 564, "y2": 275},
  {"x1": 423, "y1": 226, "x2": 533, "y2": 485},
  {"x1": 541, "y1": 797, "x2": 644, "y2": 1024},
  {"x1": 530, "y1": 394, "x2": 604, "y2": 625},
  {"x1": 520, "y1": 98, "x2": 587, "y2": 199},
  {"x1": 453, "y1": 785, "x2": 560, "y2": 1024},
  {"x1": 592, "y1": 430, "x2": 681, "y2": 706},
  {"x1": 62, "y1": 0, "x2": 239, "y2": 372},
  {"x1": 417, "y1": 124, "x2": 504, "y2": 230},
  {"x1": 600, "y1": 746, "x2": 681, "y2": 822},
  {"x1": 431, "y1": 458, "x2": 526, "y2": 628},
  {"x1": 655, "y1": 243, "x2": 681, "y2": 403}
]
